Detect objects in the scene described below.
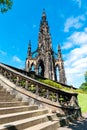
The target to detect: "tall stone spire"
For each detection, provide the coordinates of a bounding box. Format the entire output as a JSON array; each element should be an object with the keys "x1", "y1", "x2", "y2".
[
  {"x1": 25, "y1": 10, "x2": 67, "y2": 84},
  {"x1": 37, "y1": 9, "x2": 55, "y2": 80},
  {"x1": 42, "y1": 9, "x2": 46, "y2": 22},
  {"x1": 27, "y1": 40, "x2": 32, "y2": 58},
  {"x1": 57, "y1": 44, "x2": 66, "y2": 84},
  {"x1": 38, "y1": 9, "x2": 52, "y2": 53},
  {"x1": 58, "y1": 44, "x2": 63, "y2": 61},
  {"x1": 39, "y1": 9, "x2": 49, "y2": 33}
]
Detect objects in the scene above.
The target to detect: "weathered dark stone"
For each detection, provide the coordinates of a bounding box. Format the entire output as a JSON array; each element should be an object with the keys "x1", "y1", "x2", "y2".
[{"x1": 25, "y1": 10, "x2": 66, "y2": 84}]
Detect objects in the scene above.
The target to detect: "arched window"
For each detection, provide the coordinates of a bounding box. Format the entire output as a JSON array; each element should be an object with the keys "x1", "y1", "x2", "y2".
[
  {"x1": 30, "y1": 63, "x2": 35, "y2": 71},
  {"x1": 38, "y1": 60, "x2": 44, "y2": 77},
  {"x1": 55, "y1": 65, "x2": 59, "y2": 81}
]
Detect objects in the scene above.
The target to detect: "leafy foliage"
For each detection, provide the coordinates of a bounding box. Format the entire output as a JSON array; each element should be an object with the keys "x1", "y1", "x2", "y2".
[
  {"x1": 84, "y1": 71, "x2": 87, "y2": 82},
  {"x1": 28, "y1": 84, "x2": 36, "y2": 93},
  {"x1": 79, "y1": 71, "x2": 87, "y2": 92},
  {"x1": 80, "y1": 82, "x2": 87, "y2": 91},
  {"x1": 0, "y1": 0, "x2": 13, "y2": 13}
]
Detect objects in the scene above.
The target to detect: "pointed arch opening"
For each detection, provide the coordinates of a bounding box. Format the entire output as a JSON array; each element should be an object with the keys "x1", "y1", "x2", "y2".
[
  {"x1": 38, "y1": 60, "x2": 44, "y2": 77},
  {"x1": 30, "y1": 63, "x2": 35, "y2": 71},
  {"x1": 55, "y1": 65, "x2": 60, "y2": 82}
]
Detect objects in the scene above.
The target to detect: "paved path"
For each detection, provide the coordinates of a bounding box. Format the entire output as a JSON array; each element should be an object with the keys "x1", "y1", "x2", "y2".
[{"x1": 57, "y1": 113, "x2": 87, "y2": 130}]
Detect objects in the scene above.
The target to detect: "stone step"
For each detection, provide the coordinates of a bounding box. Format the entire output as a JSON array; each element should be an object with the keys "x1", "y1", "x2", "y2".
[
  {"x1": 0, "y1": 86, "x2": 3, "y2": 90},
  {"x1": 0, "y1": 89, "x2": 6, "y2": 93},
  {"x1": 0, "y1": 79, "x2": 62, "y2": 130},
  {"x1": 0, "y1": 98, "x2": 17, "y2": 102},
  {"x1": 24, "y1": 120, "x2": 60, "y2": 130},
  {"x1": 0, "y1": 105, "x2": 38, "y2": 115},
  {"x1": 0, "y1": 109, "x2": 48, "y2": 124},
  {"x1": 0, "y1": 94, "x2": 15, "y2": 99},
  {"x1": 0, "y1": 91, "x2": 10, "y2": 96},
  {"x1": 0, "y1": 114, "x2": 49, "y2": 130},
  {"x1": 0, "y1": 96, "x2": 22, "y2": 102},
  {"x1": 0, "y1": 98, "x2": 13, "y2": 102},
  {"x1": 0, "y1": 101, "x2": 29, "y2": 107},
  {"x1": 0, "y1": 87, "x2": 6, "y2": 92}
]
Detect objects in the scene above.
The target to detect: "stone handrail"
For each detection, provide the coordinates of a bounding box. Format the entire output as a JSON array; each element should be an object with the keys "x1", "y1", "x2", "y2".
[
  {"x1": 0, "y1": 63, "x2": 80, "y2": 114},
  {"x1": 3, "y1": 63, "x2": 77, "y2": 90}
]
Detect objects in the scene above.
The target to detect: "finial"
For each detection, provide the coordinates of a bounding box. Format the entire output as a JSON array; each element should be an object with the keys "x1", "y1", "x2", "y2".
[
  {"x1": 42, "y1": 8, "x2": 46, "y2": 22},
  {"x1": 28, "y1": 40, "x2": 31, "y2": 57},
  {"x1": 58, "y1": 43, "x2": 62, "y2": 60},
  {"x1": 43, "y1": 8, "x2": 45, "y2": 14},
  {"x1": 58, "y1": 43, "x2": 61, "y2": 51},
  {"x1": 58, "y1": 43, "x2": 61, "y2": 50},
  {"x1": 28, "y1": 40, "x2": 31, "y2": 48}
]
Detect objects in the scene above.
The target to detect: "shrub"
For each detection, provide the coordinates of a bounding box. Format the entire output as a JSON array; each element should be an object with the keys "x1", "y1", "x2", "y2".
[{"x1": 80, "y1": 82, "x2": 87, "y2": 91}]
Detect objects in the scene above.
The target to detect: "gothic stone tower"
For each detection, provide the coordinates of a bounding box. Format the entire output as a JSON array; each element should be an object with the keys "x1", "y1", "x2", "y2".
[{"x1": 25, "y1": 10, "x2": 66, "y2": 84}]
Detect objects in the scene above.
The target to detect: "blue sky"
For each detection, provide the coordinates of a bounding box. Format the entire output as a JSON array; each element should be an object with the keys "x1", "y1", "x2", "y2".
[{"x1": 0, "y1": 0, "x2": 87, "y2": 88}]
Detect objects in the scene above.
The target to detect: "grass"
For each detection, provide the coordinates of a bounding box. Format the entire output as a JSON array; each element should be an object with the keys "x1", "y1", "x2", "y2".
[
  {"x1": 78, "y1": 93, "x2": 87, "y2": 113},
  {"x1": 38, "y1": 79, "x2": 63, "y2": 89},
  {"x1": 38, "y1": 79, "x2": 75, "y2": 91}
]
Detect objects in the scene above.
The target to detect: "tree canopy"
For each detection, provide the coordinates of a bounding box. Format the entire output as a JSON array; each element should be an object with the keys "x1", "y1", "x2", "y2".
[
  {"x1": 0, "y1": 0, "x2": 13, "y2": 13},
  {"x1": 84, "y1": 71, "x2": 87, "y2": 82},
  {"x1": 80, "y1": 71, "x2": 87, "y2": 91},
  {"x1": 80, "y1": 82, "x2": 87, "y2": 91}
]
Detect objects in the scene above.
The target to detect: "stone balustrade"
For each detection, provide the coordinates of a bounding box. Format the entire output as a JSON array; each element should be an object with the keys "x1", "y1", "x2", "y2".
[{"x1": 0, "y1": 63, "x2": 81, "y2": 117}]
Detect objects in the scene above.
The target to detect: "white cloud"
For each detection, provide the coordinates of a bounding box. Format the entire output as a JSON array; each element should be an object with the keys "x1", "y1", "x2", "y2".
[
  {"x1": 71, "y1": 45, "x2": 87, "y2": 58},
  {"x1": 64, "y1": 15, "x2": 85, "y2": 32},
  {"x1": 64, "y1": 44, "x2": 87, "y2": 72},
  {"x1": 13, "y1": 56, "x2": 21, "y2": 63},
  {"x1": 62, "y1": 42, "x2": 73, "y2": 49},
  {"x1": 68, "y1": 29, "x2": 87, "y2": 45},
  {"x1": 63, "y1": 27, "x2": 87, "y2": 87},
  {"x1": 65, "y1": 56, "x2": 87, "y2": 87},
  {"x1": 63, "y1": 27, "x2": 87, "y2": 50}
]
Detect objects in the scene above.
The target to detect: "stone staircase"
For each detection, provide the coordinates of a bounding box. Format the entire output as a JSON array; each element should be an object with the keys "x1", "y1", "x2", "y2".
[
  {"x1": 0, "y1": 85, "x2": 60, "y2": 130},
  {"x1": 0, "y1": 63, "x2": 82, "y2": 129}
]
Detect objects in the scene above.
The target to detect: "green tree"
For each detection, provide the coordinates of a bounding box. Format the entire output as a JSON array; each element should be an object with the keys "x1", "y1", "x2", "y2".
[
  {"x1": 0, "y1": 0, "x2": 13, "y2": 13},
  {"x1": 84, "y1": 71, "x2": 87, "y2": 82},
  {"x1": 80, "y1": 82, "x2": 87, "y2": 91},
  {"x1": 80, "y1": 71, "x2": 87, "y2": 91}
]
